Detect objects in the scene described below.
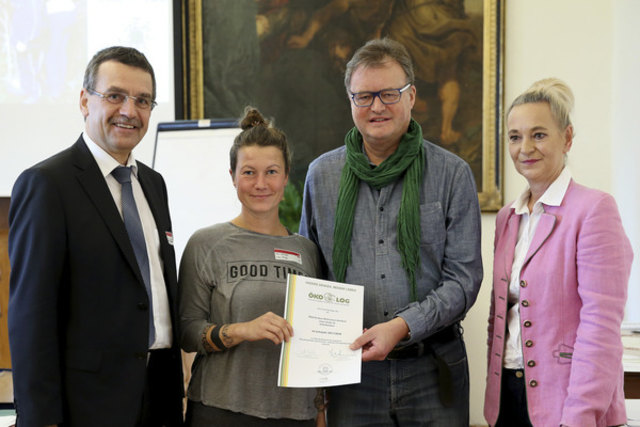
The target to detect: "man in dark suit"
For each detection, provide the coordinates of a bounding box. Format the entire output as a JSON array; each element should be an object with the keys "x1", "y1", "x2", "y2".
[{"x1": 8, "y1": 46, "x2": 184, "y2": 426}]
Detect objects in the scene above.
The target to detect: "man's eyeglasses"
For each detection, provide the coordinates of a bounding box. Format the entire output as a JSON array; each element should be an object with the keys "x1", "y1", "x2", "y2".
[
  {"x1": 350, "y1": 83, "x2": 412, "y2": 107},
  {"x1": 87, "y1": 89, "x2": 157, "y2": 110}
]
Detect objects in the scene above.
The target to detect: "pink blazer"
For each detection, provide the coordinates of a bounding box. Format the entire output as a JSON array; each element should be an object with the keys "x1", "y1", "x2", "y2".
[{"x1": 484, "y1": 180, "x2": 633, "y2": 427}]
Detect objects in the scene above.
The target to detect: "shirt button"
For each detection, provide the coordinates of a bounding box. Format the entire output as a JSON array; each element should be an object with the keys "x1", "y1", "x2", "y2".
[
  {"x1": 523, "y1": 320, "x2": 532, "y2": 327},
  {"x1": 521, "y1": 300, "x2": 530, "y2": 307},
  {"x1": 520, "y1": 280, "x2": 527, "y2": 288},
  {"x1": 515, "y1": 370, "x2": 524, "y2": 378},
  {"x1": 525, "y1": 340, "x2": 533, "y2": 347},
  {"x1": 529, "y1": 379, "x2": 538, "y2": 387},
  {"x1": 384, "y1": 311, "x2": 389, "y2": 316},
  {"x1": 378, "y1": 239, "x2": 384, "y2": 244},
  {"x1": 381, "y1": 274, "x2": 386, "y2": 279},
  {"x1": 527, "y1": 360, "x2": 536, "y2": 367},
  {"x1": 379, "y1": 207, "x2": 384, "y2": 212}
]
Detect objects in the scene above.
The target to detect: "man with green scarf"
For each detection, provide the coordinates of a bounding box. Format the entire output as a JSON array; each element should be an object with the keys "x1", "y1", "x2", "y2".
[{"x1": 299, "y1": 38, "x2": 482, "y2": 426}]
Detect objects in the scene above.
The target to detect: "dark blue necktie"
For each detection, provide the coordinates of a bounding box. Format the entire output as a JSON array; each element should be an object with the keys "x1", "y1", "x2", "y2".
[{"x1": 112, "y1": 166, "x2": 155, "y2": 346}]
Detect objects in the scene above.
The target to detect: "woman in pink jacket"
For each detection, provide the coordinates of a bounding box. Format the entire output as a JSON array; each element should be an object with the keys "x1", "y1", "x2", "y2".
[{"x1": 484, "y1": 78, "x2": 633, "y2": 427}]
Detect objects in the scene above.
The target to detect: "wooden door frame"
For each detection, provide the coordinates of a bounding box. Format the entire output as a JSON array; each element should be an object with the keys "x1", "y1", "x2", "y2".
[{"x1": 1, "y1": 197, "x2": 11, "y2": 369}]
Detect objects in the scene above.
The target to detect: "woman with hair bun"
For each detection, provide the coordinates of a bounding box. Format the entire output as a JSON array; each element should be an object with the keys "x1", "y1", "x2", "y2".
[
  {"x1": 484, "y1": 78, "x2": 633, "y2": 426},
  {"x1": 179, "y1": 107, "x2": 324, "y2": 426}
]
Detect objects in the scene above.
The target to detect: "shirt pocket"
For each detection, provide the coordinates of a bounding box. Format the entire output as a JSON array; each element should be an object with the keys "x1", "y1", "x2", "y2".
[{"x1": 419, "y1": 202, "x2": 446, "y2": 247}]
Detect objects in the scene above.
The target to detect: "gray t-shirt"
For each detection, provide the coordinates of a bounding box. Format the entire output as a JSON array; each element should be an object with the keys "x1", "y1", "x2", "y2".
[{"x1": 179, "y1": 222, "x2": 321, "y2": 420}]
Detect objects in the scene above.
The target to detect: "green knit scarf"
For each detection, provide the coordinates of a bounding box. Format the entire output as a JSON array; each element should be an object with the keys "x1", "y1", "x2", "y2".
[{"x1": 333, "y1": 118, "x2": 425, "y2": 301}]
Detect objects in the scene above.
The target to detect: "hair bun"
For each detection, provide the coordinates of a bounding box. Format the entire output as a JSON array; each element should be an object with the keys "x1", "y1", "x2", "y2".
[
  {"x1": 528, "y1": 78, "x2": 575, "y2": 114},
  {"x1": 240, "y1": 107, "x2": 268, "y2": 130}
]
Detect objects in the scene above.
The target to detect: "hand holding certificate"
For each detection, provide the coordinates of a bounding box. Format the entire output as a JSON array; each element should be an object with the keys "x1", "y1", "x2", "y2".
[{"x1": 278, "y1": 274, "x2": 364, "y2": 388}]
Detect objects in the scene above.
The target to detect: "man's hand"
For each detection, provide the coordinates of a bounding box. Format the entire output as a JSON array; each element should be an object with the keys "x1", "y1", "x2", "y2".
[{"x1": 349, "y1": 317, "x2": 409, "y2": 361}]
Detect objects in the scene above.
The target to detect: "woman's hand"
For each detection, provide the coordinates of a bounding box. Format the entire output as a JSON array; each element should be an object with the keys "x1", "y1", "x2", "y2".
[{"x1": 229, "y1": 312, "x2": 293, "y2": 346}]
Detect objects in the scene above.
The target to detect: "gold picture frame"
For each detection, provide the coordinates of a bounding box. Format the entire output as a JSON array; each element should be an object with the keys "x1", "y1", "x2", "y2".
[{"x1": 181, "y1": 0, "x2": 504, "y2": 211}]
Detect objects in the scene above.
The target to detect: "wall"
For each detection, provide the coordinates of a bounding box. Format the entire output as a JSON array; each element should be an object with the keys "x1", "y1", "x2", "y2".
[
  {"x1": 463, "y1": 1, "x2": 640, "y2": 424},
  {"x1": 0, "y1": 1, "x2": 176, "y2": 196},
  {"x1": 612, "y1": 0, "x2": 640, "y2": 326}
]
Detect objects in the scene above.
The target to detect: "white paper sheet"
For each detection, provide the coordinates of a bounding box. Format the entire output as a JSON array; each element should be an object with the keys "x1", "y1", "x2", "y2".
[{"x1": 278, "y1": 274, "x2": 363, "y2": 388}]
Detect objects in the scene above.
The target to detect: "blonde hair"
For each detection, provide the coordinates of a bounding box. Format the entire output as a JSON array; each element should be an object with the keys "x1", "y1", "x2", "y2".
[{"x1": 507, "y1": 78, "x2": 574, "y2": 129}]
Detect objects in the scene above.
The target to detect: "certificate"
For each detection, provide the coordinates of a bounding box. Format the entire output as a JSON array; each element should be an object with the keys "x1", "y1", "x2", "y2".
[{"x1": 278, "y1": 274, "x2": 363, "y2": 388}]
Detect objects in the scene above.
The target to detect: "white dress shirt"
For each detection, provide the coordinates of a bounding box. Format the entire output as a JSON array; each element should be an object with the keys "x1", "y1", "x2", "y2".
[
  {"x1": 503, "y1": 167, "x2": 572, "y2": 369},
  {"x1": 83, "y1": 132, "x2": 172, "y2": 349}
]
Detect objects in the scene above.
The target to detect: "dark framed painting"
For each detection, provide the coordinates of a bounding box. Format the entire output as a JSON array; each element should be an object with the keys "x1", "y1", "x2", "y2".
[{"x1": 180, "y1": 0, "x2": 504, "y2": 211}]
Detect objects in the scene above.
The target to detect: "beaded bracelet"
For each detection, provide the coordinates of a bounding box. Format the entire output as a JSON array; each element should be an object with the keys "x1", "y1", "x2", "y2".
[{"x1": 201, "y1": 325, "x2": 215, "y2": 353}]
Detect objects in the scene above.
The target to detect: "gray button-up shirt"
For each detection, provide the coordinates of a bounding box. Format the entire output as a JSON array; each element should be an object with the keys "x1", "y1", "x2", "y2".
[{"x1": 299, "y1": 139, "x2": 482, "y2": 345}]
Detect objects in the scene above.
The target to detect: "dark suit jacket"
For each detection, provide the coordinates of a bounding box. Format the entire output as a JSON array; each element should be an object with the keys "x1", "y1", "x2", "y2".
[{"x1": 8, "y1": 136, "x2": 184, "y2": 426}]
